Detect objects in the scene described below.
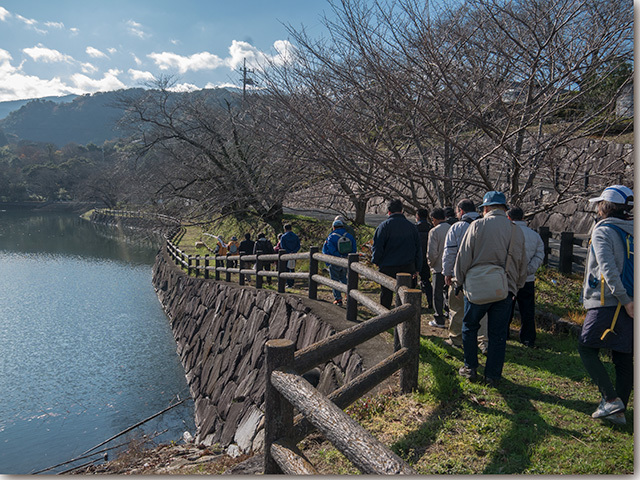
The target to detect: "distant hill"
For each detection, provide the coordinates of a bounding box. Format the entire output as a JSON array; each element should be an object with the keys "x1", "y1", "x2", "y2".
[
  {"x1": 0, "y1": 87, "x2": 239, "y2": 146},
  {"x1": 0, "y1": 94, "x2": 78, "y2": 120}
]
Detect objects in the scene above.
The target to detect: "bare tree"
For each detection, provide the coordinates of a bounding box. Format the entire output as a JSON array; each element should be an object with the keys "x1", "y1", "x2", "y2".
[{"x1": 117, "y1": 78, "x2": 306, "y2": 230}]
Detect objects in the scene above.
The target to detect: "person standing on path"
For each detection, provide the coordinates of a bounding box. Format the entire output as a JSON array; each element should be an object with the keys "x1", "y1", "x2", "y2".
[
  {"x1": 415, "y1": 208, "x2": 434, "y2": 310},
  {"x1": 427, "y1": 208, "x2": 451, "y2": 327},
  {"x1": 507, "y1": 206, "x2": 545, "y2": 347},
  {"x1": 454, "y1": 191, "x2": 527, "y2": 386},
  {"x1": 577, "y1": 185, "x2": 634, "y2": 426},
  {"x1": 280, "y1": 224, "x2": 301, "y2": 288},
  {"x1": 322, "y1": 218, "x2": 357, "y2": 306},
  {"x1": 372, "y1": 199, "x2": 423, "y2": 309},
  {"x1": 442, "y1": 199, "x2": 488, "y2": 352}
]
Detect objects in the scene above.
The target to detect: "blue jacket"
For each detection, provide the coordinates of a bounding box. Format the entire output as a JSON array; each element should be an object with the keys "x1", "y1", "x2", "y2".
[
  {"x1": 322, "y1": 227, "x2": 357, "y2": 264},
  {"x1": 372, "y1": 213, "x2": 423, "y2": 271},
  {"x1": 280, "y1": 230, "x2": 300, "y2": 253}
]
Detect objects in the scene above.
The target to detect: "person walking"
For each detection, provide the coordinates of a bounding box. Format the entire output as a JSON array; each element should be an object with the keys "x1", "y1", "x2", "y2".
[
  {"x1": 239, "y1": 233, "x2": 255, "y2": 255},
  {"x1": 415, "y1": 208, "x2": 434, "y2": 310},
  {"x1": 578, "y1": 185, "x2": 634, "y2": 425},
  {"x1": 280, "y1": 224, "x2": 301, "y2": 288},
  {"x1": 253, "y1": 233, "x2": 274, "y2": 285},
  {"x1": 507, "y1": 206, "x2": 545, "y2": 347},
  {"x1": 322, "y1": 218, "x2": 357, "y2": 306},
  {"x1": 372, "y1": 199, "x2": 423, "y2": 309},
  {"x1": 454, "y1": 191, "x2": 527, "y2": 386},
  {"x1": 442, "y1": 199, "x2": 488, "y2": 353},
  {"x1": 427, "y1": 208, "x2": 451, "y2": 327}
]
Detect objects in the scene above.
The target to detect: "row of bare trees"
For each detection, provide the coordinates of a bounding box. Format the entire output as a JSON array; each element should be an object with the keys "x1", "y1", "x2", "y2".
[{"x1": 118, "y1": 0, "x2": 633, "y2": 226}]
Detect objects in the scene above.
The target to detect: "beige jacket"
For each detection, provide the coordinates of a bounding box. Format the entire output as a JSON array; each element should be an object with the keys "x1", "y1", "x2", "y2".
[
  {"x1": 427, "y1": 222, "x2": 450, "y2": 273},
  {"x1": 454, "y1": 209, "x2": 527, "y2": 294}
]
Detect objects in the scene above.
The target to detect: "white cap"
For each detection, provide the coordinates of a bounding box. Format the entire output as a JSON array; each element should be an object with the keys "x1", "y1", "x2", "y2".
[{"x1": 588, "y1": 185, "x2": 634, "y2": 206}]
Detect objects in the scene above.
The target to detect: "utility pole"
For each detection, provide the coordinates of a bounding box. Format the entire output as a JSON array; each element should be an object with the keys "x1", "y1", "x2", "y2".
[{"x1": 241, "y1": 58, "x2": 255, "y2": 104}]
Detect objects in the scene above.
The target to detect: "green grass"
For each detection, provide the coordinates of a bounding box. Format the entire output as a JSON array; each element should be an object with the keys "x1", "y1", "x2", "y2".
[{"x1": 302, "y1": 329, "x2": 633, "y2": 475}]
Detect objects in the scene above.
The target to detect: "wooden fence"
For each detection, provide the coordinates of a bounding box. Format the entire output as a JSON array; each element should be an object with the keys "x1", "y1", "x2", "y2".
[
  {"x1": 538, "y1": 227, "x2": 589, "y2": 275},
  {"x1": 165, "y1": 236, "x2": 420, "y2": 474}
]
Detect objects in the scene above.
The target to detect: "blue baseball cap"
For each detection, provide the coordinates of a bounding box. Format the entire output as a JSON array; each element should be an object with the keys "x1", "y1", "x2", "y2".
[{"x1": 479, "y1": 190, "x2": 507, "y2": 207}]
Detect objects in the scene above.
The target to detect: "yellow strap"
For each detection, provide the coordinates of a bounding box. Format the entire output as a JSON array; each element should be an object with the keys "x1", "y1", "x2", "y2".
[
  {"x1": 600, "y1": 302, "x2": 622, "y2": 341},
  {"x1": 601, "y1": 274, "x2": 605, "y2": 306}
]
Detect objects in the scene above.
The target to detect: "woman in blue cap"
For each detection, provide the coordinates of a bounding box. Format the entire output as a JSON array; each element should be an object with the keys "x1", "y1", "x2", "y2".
[{"x1": 578, "y1": 185, "x2": 634, "y2": 425}]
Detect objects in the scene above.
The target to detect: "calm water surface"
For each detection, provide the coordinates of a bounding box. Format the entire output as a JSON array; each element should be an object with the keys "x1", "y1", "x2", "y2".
[{"x1": 0, "y1": 210, "x2": 194, "y2": 474}]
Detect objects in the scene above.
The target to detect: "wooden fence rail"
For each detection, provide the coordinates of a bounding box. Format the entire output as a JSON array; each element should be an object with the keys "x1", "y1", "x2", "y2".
[
  {"x1": 538, "y1": 227, "x2": 589, "y2": 275},
  {"x1": 165, "y1": 233, "x2": 420, "y2": 474}
]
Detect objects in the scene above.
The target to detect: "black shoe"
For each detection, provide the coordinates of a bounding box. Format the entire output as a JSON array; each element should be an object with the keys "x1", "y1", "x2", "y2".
[{"x1": 485, "y1": 377, "x2": 500, "y2": 388}]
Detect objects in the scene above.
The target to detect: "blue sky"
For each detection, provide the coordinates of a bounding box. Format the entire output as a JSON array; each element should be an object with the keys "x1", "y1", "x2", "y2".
[{"x1": 0, "y1": 1, "x2": 336, "y2": 101}]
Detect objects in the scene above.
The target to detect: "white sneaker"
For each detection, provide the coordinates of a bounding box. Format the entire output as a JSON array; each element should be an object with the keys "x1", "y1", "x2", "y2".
[
  {"x1": 591, "y1": 397, "x2": 625, "y2": 418},
  {"x1": 603, "y1": 411, "x2": 627, "y2": 425},
  {"x1": 428, "y1": 319, "x2": 446, "y2": 328}
]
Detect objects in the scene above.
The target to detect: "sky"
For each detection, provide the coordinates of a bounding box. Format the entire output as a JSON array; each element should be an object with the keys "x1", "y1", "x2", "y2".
[{"x1": 0, "y1": 1, "x2": 337, "y2": 102}]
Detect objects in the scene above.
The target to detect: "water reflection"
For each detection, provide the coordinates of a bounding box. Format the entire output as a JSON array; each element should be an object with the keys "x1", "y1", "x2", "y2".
[{"x1": 0, "y1": 210, "x2": 193, "y2": 474}]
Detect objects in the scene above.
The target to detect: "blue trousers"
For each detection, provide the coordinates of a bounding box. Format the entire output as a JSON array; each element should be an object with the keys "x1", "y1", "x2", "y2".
[
  {"x1": 462, "y1": 295, "x2": 513, "y2": 380},
  {"x1": 329, "y1": 264, "x2": 347, "y2": 301}
]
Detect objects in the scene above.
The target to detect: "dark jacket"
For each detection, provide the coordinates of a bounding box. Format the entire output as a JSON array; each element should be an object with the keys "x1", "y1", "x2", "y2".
[
  {"x1": 322, "y1": 227, "x2": 357, "y2": 265},
  {"x1": 372, "y1": 213, "x2": 423, "y2": 271},
  {"x1": 415, "y1": 220, "x2": 433, "y2": 262},
  {"x1": 280, "y1": 230, "x2": 300, "y2": 253},
  {"x1": 239, "y1": 239, "x2": 254, "y2": 255},
  {"x1": 253, "y1": 238, "x2": 274, "y2": 255}
]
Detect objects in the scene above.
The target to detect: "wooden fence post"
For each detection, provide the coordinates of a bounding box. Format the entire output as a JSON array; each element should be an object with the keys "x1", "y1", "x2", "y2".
[
  {"x1": 539, "y1": 226, "x2": 551, "y2": 266},
  {"x1": 559, "y1": 231, "x2": 574, "y2": 274},
  {"x1": 239, "y1": 255, "x2": 245, "y2": 286},
  {"x1": 278, "y1": 250, "x2": 286, "y2": 293},
  {"x1": 204, "y1": 255, "x2": 210, "y2": 279},
  {"x1": 225, "y1": 254, "x2": 232, "y2": 282},
  {"x1": 395, "y1": 273, "x2": 420, "y2": 393},
  {"x1": 215, "y1": 256, "x2": 221, "y2": 281},
  {"x1": 346, "y1": 253, "x2": 360, "y2": 323},
  {"x1": 308, "y1": 247, "x2": 319, "y2": 300},
  {"x1": 264, "y1": 339, "x2": 295, "y2": 474},
  {"x1": 187, "y1": 255, "x2": 193, "y2": 276},
  {"x1": 394, "y1": 274, "x2": 412, "y2": 351},
  {"x1": 256, "y1": 256, "x2": 264, "y2": 290}
]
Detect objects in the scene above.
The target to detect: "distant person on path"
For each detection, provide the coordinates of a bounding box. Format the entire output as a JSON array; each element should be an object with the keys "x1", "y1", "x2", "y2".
[
  {"x1": 507, "y1": 206, "x2": 545, "y2": 347},
  {"x1": 239, "y1": 233, "x2": 254, "y2": 255},
  {"x1": 578, "y1": 185, "x2": 634, "y2": 425},
  {"x1": 253, "y1": 232, "x2": 274, "y2": 285},
  {"x1": 372, "y1": 199, "x2": 423, "y2": 309},
  {"x1": 442, "y1": 199, "x2": 487, "y2": 352},
  {"x1": 280, "y1": 224, "x2": 301, "y2": 288},
  {"x1": 427, "y1": 207, "x2": 451, "y2": 327},
  {"x1": 415, "y1": 208, "x2": 434, "y2": 310},
  {"x1": 454, "y1": 191, "x2": 527, "y2": 386},
  {"x1": 322, "y1": 218, "x2": 357, "y2": 306},
  {"x1": 227, "y1": 235, "x2": 240, "y2": 267}
]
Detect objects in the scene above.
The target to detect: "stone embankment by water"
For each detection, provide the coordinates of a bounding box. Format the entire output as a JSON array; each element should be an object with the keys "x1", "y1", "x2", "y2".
[{"x1": 152, "y1": 249, "x2": 391, "y2": 457}]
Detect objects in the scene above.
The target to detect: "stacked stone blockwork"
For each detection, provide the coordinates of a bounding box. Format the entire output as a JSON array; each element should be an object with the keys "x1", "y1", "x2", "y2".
[{"x1": 152, "y1": 250, "x2": 385, "y2": 456}]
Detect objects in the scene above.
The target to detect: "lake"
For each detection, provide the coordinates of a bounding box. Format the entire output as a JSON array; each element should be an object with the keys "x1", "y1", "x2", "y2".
[{"x1": 0, "y1": 210, "x2": 194, "y2": 474}]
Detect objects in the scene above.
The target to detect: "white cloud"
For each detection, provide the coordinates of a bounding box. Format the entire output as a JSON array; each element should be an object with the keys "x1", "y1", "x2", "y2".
[
  {"x1": 70, "y1": 27, "x2": 79, "y2": 35},
  {"x1": 81, "y1": 62, "x2": 98, "y2": 74},
  {"x1": 132, "y1": 54, "x2": 142, "y2": 66},
  {"x1": 0, "y1": 49, "x2": 80, "y2": 101},
  {"x1": 16, "y1": 14, "x2": 37, "y2": 26},
  {"x1": 128, "y1": 68, "x2": 155, "y2": 82},
  {"x1": 126, "y1": 19, "x2": 149, "y2": 39},
  {"x1": 71, "y1": 68, "x2": 126, "y2": 92},
  {"x1": 107, "y1": 47, "x2": 117, "y2": 55},
  {"x1": 86, "y1": 46, "x2": 108, "y2": 59},
  {"x1": 168, "y1": 82, "x2": 199, "y2": 93},
  {"x1": 44, "y1": 21, "x2": 64, "y2": 29},
  {"x1": 23, "y1": 44, "x2": 74, "y2": 63},
  {"x1": 0, "y1": 7, "x2": 10, "y2": 21},
  {"x1": 147, "y1": 51, "x2": 223, "y2": 74}
]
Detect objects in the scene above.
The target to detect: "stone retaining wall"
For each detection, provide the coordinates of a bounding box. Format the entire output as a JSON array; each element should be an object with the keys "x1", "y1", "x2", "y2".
[{"x1": 152, "y1": 250, "x2": 389, "y2": 456}]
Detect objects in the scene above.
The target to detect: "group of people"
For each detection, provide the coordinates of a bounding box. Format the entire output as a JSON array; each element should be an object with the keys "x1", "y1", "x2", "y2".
[
  {"x1": 370, "y1": 186, "x2": 634, "y2": 426},
  {"x1": 209, "y1": 184, "x2": 633, "y2": 425}
]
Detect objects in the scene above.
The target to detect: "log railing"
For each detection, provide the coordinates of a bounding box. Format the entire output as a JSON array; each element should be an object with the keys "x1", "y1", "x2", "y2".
[{"x1": 165, "y1": 235, "x2": 421, "y2": 474}]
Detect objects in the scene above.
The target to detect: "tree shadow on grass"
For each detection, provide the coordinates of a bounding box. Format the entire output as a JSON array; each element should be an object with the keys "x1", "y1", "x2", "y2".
[{"x1": 391, "y1": 335, "x2": 632, "y2": 474}]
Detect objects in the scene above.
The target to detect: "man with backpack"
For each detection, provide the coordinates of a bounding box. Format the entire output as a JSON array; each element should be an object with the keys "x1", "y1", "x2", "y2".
[
  {"x1": 578, "y1": 185, "x2": 634, "y2": 425},
  {"x1": 280, "y1": 224, "x2": 301, "y2": 288},
  {"x1": 442, "y1": 199, "x2": 488, "y2": 352},
  {"x1": 322, "y1": 218, "x2": 357, "y2": 306}
]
